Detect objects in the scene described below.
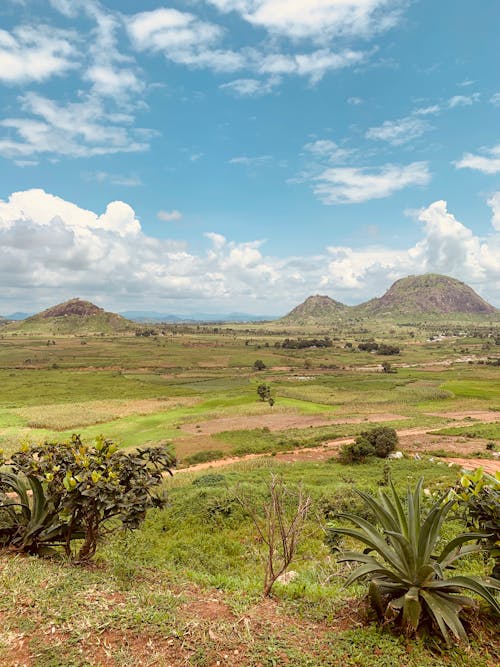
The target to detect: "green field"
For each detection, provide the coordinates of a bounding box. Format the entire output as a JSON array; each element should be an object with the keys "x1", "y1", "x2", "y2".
[{"x1": 0, "y1": 323, "x2": 499, "y2": 666}]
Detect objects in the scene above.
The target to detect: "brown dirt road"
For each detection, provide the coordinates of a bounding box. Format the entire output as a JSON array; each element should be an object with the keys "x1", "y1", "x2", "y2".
[{"x1": 177, "y1": 414, "x2": 500, "y2": 476}]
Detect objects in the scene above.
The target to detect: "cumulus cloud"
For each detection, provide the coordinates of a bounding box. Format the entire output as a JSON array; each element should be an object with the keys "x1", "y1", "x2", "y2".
[
  {"x1": 208, "y1": 0, "x2": 405, "y2": 41},
  {"x1": 455, "y1": 144, "x2": 500, "y2": 174},
  {"x1": 0, "y1": 24, "x2": 77, "y2": 83},
  {"x1": 321, "y1": 200, "x2": 500, "y2": 301},
  {"x1": 0, "y1": 189, "x2": 282, "y2": 312},
  {"x1": 312, "y1": 162, "x2": 430, "y2": 204},
  {"x1": 1, "y1": 190, "x2": 498, "y2": 313}
]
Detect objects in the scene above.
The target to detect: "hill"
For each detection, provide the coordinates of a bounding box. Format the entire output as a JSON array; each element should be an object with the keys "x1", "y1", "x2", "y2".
[
  {"x1": 280, "y1": 294, "x2": 348, "y2": 325},
  {"x1": 4, "y1": 298, "x2": 136, "y2": 335},
  {"x1": 356, "y1": 274, "x2": 497, "y2": 317}
]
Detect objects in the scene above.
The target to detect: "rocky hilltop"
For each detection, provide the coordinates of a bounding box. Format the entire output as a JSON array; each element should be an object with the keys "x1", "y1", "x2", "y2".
[
  {"x1": 280, "y1": 295, "x2": 348, "y2": 324},
  {"x1": 356, "y1": 274, "x2": 496, "y2": 316},
  {"x1": 4, "y1": 298, "x2": 136, "y2": 335},
  {"x1": 282, "y1": 274, "x2": 497, "y2": 324}
]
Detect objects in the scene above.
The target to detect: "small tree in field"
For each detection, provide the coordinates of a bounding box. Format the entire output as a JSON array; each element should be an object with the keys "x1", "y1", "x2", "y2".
[
  {"x1": 257, "y1": 383, "x2": 271, "y2": 402},
  {"x1": 253, "y1": 359, "x2": 266, "y2": 371}
]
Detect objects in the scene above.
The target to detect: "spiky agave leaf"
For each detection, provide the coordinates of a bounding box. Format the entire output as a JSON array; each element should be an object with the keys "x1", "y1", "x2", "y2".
[{"x1": 330, "y1": 478, "x2": 500, "y2": 644}]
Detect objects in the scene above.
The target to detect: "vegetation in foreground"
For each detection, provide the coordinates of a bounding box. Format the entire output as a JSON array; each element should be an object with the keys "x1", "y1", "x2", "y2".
[{"x1": 1, "y1": 448, "x2": 499, "y2": 666}]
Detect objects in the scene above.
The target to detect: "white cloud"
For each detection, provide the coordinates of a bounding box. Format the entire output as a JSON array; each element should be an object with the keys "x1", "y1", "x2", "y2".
[
  {"x1": 0, "y1": 93, "x2": 152, "y2": 159},
  {"x1": 220, "y1": 76, "x2": 279, "y2": 96},
  {"x1": 448, "y1": 93, "x2": 480, "y2": 108},
  {"x1": 490, "y1": 93, "x2": 500, "y2": 106},
  {"x1": 229, "y1": 155, "x2": 272, "y2": 167},
  {"x1": 256, "y1": 48, "x2": 366, "y2": 83},
  {"x1": 366, "y1": 115, "x2": 430, "y2": 145},
  {"x1": 304, "y1": 139, "x2": 353, "y2": 162},
  {"x1": 0, "y1": 25, "x2": 77, "y2": 83},
  {"x1": 208, "y1": 1, "x2": 405, "y2": 41},
  {"x1": 347, "y1": 96, "x2": 363, "y2": 105},
  {"x1": 312, "y1": 162, "x2": 430, "y2": 204},
  {"x1": 455, "y1": 144, "x2": 500, "y2": 174},
  {"x1": 126, "y1": 8, "x2": 244, "y2": 72},
  {"x1": 321, "y1": 200, "x2": 500, "y2": 301},
  {"x1": 84, "y1": 171, "x2": 142, "y2": 187},
  {"x1": 157, "y1": 210, "x2": 183, "y2": 222},
  {"x1": 487, "y1": 192, "x2": 500, "y2": 231},
  {"x1": 0, "y1": 190, "x2": 498, "y2": 312}
]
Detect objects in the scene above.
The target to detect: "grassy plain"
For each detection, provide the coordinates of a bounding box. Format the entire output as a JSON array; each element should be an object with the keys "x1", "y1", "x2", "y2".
[{"x1": 0, "y1": 320, "x2": 499, "y2": 665}]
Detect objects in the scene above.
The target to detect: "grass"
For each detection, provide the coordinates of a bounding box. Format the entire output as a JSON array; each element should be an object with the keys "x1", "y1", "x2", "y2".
[
  {"x1": 1, "y1": 458, "x2": 498, "y2": 666},
  {"x1": 0, "y1": 326, "x2": 499, "y2": 664}
]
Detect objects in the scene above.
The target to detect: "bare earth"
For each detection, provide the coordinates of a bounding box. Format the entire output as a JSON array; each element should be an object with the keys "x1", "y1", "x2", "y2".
[{"x1": 181, "y1": 412, "x2": 407, "y2": 435}]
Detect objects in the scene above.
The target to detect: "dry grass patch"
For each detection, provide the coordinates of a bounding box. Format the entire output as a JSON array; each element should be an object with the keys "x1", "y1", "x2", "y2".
[{"x1": 14, "y1": 397, "x2": 199, "y2": 430}]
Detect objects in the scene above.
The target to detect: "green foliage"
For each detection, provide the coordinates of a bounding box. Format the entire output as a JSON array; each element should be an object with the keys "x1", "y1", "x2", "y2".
[
  {"x1": 257, "y1": 382, "x2": 271, "y2": 402},
  {"x1": 450, "y1": 469, "x2": 500, "y2": 579},
  {"x1": 192, "y1": 473, "x2": 227, "y2": 487},
  {"x1": 0, "y1": 435, "x2": 175, "y2": 561},
  {"x1": 339, "y1": 438, "x2": 375, "y2": 464},
  {"x1": 329, "y1": 479, "x2": 500, "y2": 644},
  {"x1": 253, "y1": 359, "x2": 266, "y2": 371},
  {"x1": 360, "y1": 426, "x2": 398, "y2": 458},
  {"x1": 183, "y1": 449, "x2": 224, "y2": 466}
]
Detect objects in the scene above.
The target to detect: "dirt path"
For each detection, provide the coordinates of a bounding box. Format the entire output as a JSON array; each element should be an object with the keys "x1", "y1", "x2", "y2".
[{"x1": 177, "y1": 417, "x2": 500, "y2": 475}]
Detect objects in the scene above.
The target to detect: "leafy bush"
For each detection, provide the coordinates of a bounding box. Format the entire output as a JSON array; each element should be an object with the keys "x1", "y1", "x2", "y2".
[
  {"x1": 360, "y1": 426, "x2": 398, "y2": 458},
  {"x1": 0, "y1": 435, "x2": 175, "y2": 561},
  {"x1": 339, "y1": 438, "x2": 375, "y2": 464},
  {"x1": 328, "y1": 479, "x2": 500, "y2": 644},
  {"x1": 376, "y1": 344, "x2": 400, "y2": 355},
  {"x1": 450, "y1": 469, "x2": 500, "y2": 579},
  {"x1": 253, "y1": 359, "x2": 266, "y2": 371}
]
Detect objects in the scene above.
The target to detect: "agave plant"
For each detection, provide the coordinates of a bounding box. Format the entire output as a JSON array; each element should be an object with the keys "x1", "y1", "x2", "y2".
[
  {"x1": 329, "y1": 478, "x2": 500, "y2": 644},
  {"x1": 0, "y1": 468, "x2": 70, "y2": 554}
]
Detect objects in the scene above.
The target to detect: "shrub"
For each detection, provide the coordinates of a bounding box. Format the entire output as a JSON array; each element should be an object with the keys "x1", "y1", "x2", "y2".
[
  {"x1": 253, "y1": 359, "x2": 266, "y2": 371},
  {"x1": 339, "y1": 438, "x2": 375, "y2": 464},
  {"x1": 0, "y1": 435, "x2": 175, "y2": 561},
  {"x1": 450, "y1": 469, "x2": 500, "y2": 579},
  {"x1": 192, "y1": 473, "x2": 226, "y2": 487},
  {"x1": 183, "y1": 450, "x2": 224, "y2": 466},
  {"x1": 360, "y1": 426, "x2": 398, "y2": 458},
  {"x1": 329, "y1": 479, "x2": 500, "y2": 644},
  {"x1": 376, "y1": 344, "x2": 400, "y2": 355}
]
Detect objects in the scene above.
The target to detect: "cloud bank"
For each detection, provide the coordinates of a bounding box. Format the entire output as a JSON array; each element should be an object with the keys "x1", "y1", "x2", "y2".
[{"x1": 0, "y1": 189, "x2": 498, "y2": 313}]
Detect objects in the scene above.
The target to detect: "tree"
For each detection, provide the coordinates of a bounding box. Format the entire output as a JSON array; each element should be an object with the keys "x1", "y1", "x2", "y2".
[
  {"x1": 253, "y1": 359, "x2": 266, "y2": 371},
  {"x1": 381, "y1": 361, "x2": 395, "y2": 373},
  {"x1": 257, "y1": 383, "x2": 275, "y2": 406}
]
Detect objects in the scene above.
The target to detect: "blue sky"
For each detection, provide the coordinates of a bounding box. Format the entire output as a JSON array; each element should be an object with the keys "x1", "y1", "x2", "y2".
[{"x1": 0, "y1": 0, "x2": 499, "y2": 315}]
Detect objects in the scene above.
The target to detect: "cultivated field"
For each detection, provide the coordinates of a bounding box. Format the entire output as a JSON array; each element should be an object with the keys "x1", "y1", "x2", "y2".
[{"x1": 0, "y1": 320, "x2": 499, "y2": 665}]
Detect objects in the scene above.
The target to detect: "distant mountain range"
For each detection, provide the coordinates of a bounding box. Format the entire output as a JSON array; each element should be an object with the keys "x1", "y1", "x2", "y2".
[
  {"x1": 1, "y1": 274, "x2": 497, "y2": 334},
  {"x1": 119, "y1": 311, "x2": 275, "y2": 323}
]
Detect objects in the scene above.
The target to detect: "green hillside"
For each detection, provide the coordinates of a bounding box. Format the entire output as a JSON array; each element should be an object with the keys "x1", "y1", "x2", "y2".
[{"x1": 3, "y1": 298, "x2": 136, "y2": 335}]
